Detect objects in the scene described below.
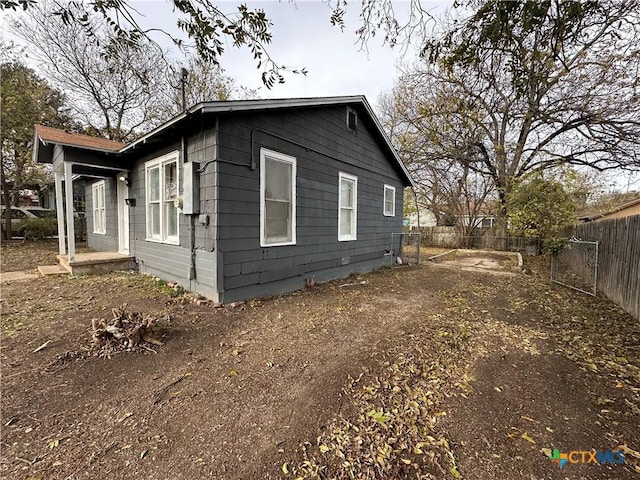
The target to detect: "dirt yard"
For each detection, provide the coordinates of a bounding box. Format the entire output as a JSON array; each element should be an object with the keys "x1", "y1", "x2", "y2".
[{"x1": 1, "y1": 241, "x2": 639, "y2": 479}]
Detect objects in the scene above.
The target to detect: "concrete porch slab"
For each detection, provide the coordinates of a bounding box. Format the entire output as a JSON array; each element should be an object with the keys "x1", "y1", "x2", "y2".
[
  {"x1": 38, "y1": 264, "x2": 68, "y2": 276},
  {"x1": 57, "y1": 252, "x2": 135, "y2": 276}
]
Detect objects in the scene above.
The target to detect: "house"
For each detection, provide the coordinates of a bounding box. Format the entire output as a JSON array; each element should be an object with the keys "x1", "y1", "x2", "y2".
[
  {"x1": 578, "y1": 197, "x2": 640, "y2": 222},
  {"x1": 407, "y1": 208, "x2": 437, "y2": 229},
  {"x1": 33, "y1": 96, "x2": 415, "y2": 304}
]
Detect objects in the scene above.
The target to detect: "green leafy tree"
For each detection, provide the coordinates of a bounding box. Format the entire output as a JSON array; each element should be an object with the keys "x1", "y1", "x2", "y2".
[
  {"x1": 507, "y1": 173, "x2": 576, "y2": 238},
  {"x1": 402, "y1": 187, "x2": 417, "y2": 219},
  {"x1": 0, "y1": 58, "x2": 72, "y2": 239}
]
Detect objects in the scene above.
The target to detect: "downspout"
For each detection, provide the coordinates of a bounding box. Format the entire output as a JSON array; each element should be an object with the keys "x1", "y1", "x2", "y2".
[{"x1": 212, "y1": 118, "x2": 223, "y2": 301}]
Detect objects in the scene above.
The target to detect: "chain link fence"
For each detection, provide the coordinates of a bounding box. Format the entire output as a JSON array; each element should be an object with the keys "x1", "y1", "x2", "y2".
[
  {"x1": 551, "y1": 239, "x2": 598, "y2": 296},
  {"x1": 391, "y1": 233, "x2": 422, "y2": 266},
  {"x1": 417, "y1": 227, "x2": 542, "y2": 254}
]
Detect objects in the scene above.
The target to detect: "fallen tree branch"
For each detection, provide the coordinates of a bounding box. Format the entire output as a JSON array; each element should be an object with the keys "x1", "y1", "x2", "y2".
[
  {"x1": 32, "y1": 340, "x2": 52, "y2": 353},
  {"x1": 91, "y1": 304, "x2": 165, "y2": 357},
  {"x1": 152, "y1": 374, "x2": 188, "y2": 405}
]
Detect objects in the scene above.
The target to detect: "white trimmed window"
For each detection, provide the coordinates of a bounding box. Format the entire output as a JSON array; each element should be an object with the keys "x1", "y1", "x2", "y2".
[
  {"x1": 383, "y1": 184, "x2": 396, "y2": 216},
  {"x1": 145, "y1": 152, "x2": 179, "y2": 244},
  {"x1": 338, "y1": 172, "x2": 357, "y2": 241},
  {"x1": 92, "y1": 180, "x2": 106, "y2": 234},
  {"x1": 260, "y1": 148, "x2": 296, "y2": 247}
]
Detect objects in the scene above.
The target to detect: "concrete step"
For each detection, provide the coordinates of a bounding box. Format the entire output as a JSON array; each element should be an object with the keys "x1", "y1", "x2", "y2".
[
  {"x1": 57, "y1": 253, "x2": 135, "y2": 276},
  {"x1": 38, "y1": 264, "x2": 68, "y2": 276}
]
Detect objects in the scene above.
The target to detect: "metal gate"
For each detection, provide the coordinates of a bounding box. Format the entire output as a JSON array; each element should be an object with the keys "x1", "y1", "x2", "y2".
[
  {"x1": 391, "y1": 233, "x2": 422, "y2": 265},
  {"x1": 551, "y1": 239, "x2": 598, "y2": 296}
]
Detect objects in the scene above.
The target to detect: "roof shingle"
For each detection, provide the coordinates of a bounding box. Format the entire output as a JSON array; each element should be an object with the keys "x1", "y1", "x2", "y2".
[{"x1": 35, "y1": 125, "x2": 125, "y2": 152}]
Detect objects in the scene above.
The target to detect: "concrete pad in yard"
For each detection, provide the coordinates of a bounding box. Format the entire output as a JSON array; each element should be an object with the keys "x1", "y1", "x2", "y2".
[
  {"x1": 38, "y1": 264, "x2": 68, "y2": 276},
  {"x1": 0, "y1": 270, "x2": 39, "y2": 282}
]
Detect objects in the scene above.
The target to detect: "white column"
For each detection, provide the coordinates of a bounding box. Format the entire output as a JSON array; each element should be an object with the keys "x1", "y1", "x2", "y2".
[
  {"x1": 64, "y1": 161, "x2": 75, "y2": 262},
  {"x1": 54, "y1": 171, "x2": 66, "y2": 255}
]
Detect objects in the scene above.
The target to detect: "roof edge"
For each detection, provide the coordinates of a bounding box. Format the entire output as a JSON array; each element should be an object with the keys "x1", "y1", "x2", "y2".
[
  {"x1": 120, "y1": 96, "x2": 415, "y2": 188},
  {"x1": 34, "y1": 124, "x2": 124, "y2": 155},
  {"x1": 592, "y1": 197, "x2": 640, "y2": 219},
  {"x1": 358, "y1": 97, "x2": 416, "y2": 189}
]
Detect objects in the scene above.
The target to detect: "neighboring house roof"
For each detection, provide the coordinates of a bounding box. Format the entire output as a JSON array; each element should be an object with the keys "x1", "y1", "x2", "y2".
[
  {"x1": 578, "y1": 197, "x2": 640, "y2": 222},
  {"x1": 34, "y1": 125, "x2": 125, "y2": 152}
]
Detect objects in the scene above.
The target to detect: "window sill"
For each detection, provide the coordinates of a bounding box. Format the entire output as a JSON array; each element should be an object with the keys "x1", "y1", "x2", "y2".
[
  {"x1": 92, "y1": 231, "x2": 106, "y2": 235},
  {"x1": 383, "y1": 213, "x2": 395, "y2": 217},
  {"x1": 338, "y1": 236, "x2": 357, "y2": 242},
  {"x1": 261, "y1": 240, "x2": 296, "y2": 248},
  {"x1": 145, "y1": 237, "x2": 180, "y2": 246}
]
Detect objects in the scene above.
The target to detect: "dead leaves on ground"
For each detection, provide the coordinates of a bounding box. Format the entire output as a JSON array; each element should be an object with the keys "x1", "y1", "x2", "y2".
[
  {"x1": 285, "y1": 323, "x2": 472, "y2": 479},
  {"x1": 285, "y1": 267, "x2": 640, "y2": 479}
]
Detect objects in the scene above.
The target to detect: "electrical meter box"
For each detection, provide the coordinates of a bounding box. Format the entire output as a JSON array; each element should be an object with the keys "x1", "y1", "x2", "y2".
[{"x1": 182, "y1": 161, "x2": 200, "y2": 215}]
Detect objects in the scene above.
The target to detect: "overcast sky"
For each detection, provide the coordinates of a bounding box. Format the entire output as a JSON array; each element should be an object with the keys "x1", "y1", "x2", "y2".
[
  {"x1": 2, "y1": 0, "x2": 637, "y2": 190},
  {"x1": 128, "y1": 0, "x2": 452, "y2": 106},
  {"x1": 1, "y1": 0, "x2": 451, "y2": 104}
]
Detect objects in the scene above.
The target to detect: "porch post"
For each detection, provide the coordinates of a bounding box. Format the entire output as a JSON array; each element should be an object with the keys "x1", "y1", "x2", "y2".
[
  {"x1": 54, "y1": 170, "x2": 66, "y2": 255},
  {"x1": 64, "y1": 161, "x2": 76, "y2": 262}
]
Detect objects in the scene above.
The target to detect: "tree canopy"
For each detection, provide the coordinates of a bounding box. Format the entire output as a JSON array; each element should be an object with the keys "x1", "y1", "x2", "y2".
[
  {"x1": 382, "y1": 0, "x2": 640, "y2": 233},
  {"x1": 507, "y1": 173, "x2": 576, "y2": 238},
  {"x1": 12, "y1": 3, "x2": 173, "y2": 141},
  {"x1": 0, "y1": 59, "x2": 72, "y2": 238},
  {"x1": 11, "y1": 2, "x2": 259, "y2": 141},
  {"x1": 1, "y1": 0, "x2": 434, "y2": 87},
  {"x1": 3, "y1": 0, "x2": 304, "y2": 88}
]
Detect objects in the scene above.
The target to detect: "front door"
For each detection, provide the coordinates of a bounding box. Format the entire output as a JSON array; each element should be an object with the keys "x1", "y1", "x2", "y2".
[{"x1": 117, "y1": 173, "x2": 130, "y2": 254}]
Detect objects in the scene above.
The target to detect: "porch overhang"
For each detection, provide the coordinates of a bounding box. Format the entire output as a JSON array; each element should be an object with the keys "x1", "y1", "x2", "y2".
[
  {"x1": 32, "y1": 126, "x2": 129, "y2": 264},
  {"x1": 33, "y1": 124, "x2": 126, "y2": 165}
]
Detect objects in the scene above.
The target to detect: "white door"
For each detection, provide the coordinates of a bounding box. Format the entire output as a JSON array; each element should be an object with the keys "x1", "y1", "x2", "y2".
[{"x1": 117, "y1": 173, "x2": 130, "y2": 254}]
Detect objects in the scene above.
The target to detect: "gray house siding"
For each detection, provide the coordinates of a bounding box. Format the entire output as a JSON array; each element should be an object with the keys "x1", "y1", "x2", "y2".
[
  {"x1": 80, "y1": 102, "x2": 408, "y2": 304},
  {"x1": 126, "y1": 129, "x2": 219, "y2": 300},
  {"x1": 216, "y1": 105, "x2": 405, "y2": 303},
  {"x1": 52, "y1": 144, "x2": 64, "y2": 169},
  {"x1": 86, "y1": 178, "x2": 118, "y2": 252}
]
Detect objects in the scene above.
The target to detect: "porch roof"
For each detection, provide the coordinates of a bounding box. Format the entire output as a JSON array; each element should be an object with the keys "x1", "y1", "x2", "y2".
[
  {"x1": 35, "y1": 125, "x2": 125, "y2": 152},
  {"x1": 33, "y1": 125, "x2": 125, "y2": 165}
]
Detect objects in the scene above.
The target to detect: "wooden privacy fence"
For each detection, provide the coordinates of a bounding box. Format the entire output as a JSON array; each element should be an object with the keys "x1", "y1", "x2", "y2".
[{"x1": 572, "y1": 215, "x2": 640, "y2": 321}]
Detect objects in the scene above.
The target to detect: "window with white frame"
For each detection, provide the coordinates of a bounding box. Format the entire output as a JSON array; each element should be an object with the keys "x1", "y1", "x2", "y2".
[
  {"x1": 338, "y1": 172, "x2": 357, "y2": 241},
  {"x1": 260, "y1": 148, "x2": 296, "y2": 246},
  {"x1": 92, "y1": 180, "x2": 106, "y2": 234},
  {"x1": 145, "y1": 152, "x2": 179, "y2": 244},
  {"x1": 383, "y1": 184, "x2": 396, "y2": 216}
]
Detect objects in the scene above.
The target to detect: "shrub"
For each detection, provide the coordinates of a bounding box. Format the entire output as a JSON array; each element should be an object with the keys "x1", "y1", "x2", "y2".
[
  {"x1": 543, "y1": 237, "x2": 568, "y2": 255},
  {"x1": 19, "y1": 217, "x2": 57, "y2": 240}
]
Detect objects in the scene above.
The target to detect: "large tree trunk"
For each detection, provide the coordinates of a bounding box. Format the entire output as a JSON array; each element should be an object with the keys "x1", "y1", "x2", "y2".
[
  {"x1": 492, "y1": 181, "x2": 510, "y2": 251},
  {"x1": 1, "y1": 158, "x2": 13, "y2": 240}
]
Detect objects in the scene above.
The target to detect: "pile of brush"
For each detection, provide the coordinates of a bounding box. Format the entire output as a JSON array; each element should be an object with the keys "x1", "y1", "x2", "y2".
[{"x1": 92, "y1": 304, "x2": 164, "y2": 356}]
